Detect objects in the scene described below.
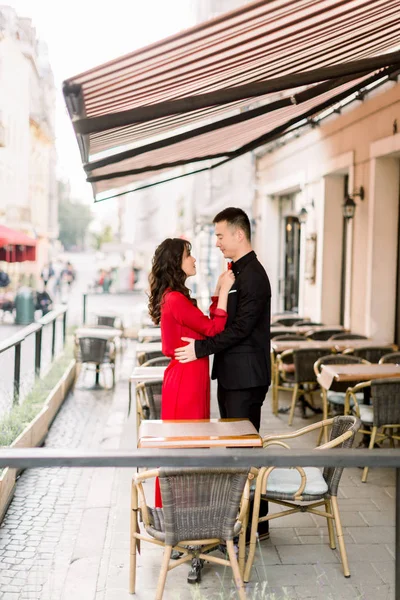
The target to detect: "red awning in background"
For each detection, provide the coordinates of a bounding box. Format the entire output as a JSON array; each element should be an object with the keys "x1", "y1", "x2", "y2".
[
  {"x1": 0, "y1": 225, "x2": 37, "y2": 262},
  {"x1": 63, "y1": 0, "x2": 400, "y2": 200}
]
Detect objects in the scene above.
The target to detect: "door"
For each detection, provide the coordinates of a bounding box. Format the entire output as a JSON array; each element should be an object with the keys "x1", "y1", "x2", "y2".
[
  {"x1": 283, "y1": 215, "x2": 301, "y2": 312},
  {"x1": 395, "y1": 170, "x2": 400, "y2": 346}
]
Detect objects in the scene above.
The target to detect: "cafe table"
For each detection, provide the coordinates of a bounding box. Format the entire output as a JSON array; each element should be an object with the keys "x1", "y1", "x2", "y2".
[
  {"x1": 270, "y1": 324, "x2": 345, "y2": 336},
  {"x1": 137, "y1": 418, "x2": 263, "y2": 448},
  {"x1": 138, "y1": 327, "x2": 161, "y2": 341},
  {"x1": 129, "y1": 418, "x2": 262, "y2": 590},
  {"x1": 271, "y1": 338, "x2": 395, "y2": 354},
  {"x1": 129, "y1": 366, "x2": 167, "y2": 419},
  {"x1": 316, "y1": 363, "x2": 400, "y2": 441},
  {"x1": 135, "y1": 342, "x2": 163, "y2": 364},
  {"x1": 317, "y1": 363, "x2": 400, "y2": 392},
  {"x1": 75, "y1": 326, "x2": 122, "y2": 340}
]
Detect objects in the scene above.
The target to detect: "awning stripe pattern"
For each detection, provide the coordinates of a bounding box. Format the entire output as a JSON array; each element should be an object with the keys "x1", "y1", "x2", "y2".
[{"x1": 63, "y1": 0, "x2": 400, "y2": 199}]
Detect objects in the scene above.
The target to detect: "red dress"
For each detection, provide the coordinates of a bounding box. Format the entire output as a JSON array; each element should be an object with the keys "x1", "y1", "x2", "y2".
[{"x1": 155, "y1": 291, "x2": 227, "y2": 506}]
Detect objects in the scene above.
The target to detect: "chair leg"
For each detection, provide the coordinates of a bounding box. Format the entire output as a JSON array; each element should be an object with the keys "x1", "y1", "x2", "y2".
[
  {"x1": 325, "y1": 499, "x2": 336, "y2": 550},
  {"x1": 243, "y1": 479, "x2": 264, "y2": 583},
  {"x1": 331, "y1": 496, "x2": 350, "y2": 578},
  {"x1": 238, "y1": 500, "x2": 249, "y2": 576},
  {"x1": 362, "y1": 426, "x2": 377, "y2": 483},
  {"x1": 316, "y1": 390, "x2": 328, "y2": 446},
  {"x1": 288, "y1": 384, "x2": 299, "y2": 426},
  {"x1": 226, "y1": 540, "x2": 247, "y2": 600},
  {"x1": 272, "y1": 362, "x2": 279, "y2": 416},
  {"x1": 155, "y1": 545, "x2": 172, "y2": 600},
  {"x1": 129, "y1": 481, "x2": 138, "y2": 594}
]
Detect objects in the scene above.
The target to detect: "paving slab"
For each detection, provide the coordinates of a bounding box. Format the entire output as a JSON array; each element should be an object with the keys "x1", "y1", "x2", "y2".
[{"x1": 0, "y1": 291, "x2": 396, "y2": 599}]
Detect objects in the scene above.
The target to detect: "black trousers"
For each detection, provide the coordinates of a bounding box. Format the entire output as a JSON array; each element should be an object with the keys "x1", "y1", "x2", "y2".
[
  {"x1": 217, "y1": 382, "x2": 270, "y2": 536},
  {"x1": 217, "y1": 382, "x2": 269, "y2": 432}
]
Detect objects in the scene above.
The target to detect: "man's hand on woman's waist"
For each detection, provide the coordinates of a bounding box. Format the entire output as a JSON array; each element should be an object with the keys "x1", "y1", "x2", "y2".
[{"x1": 175, "y1": 338, "x2": 197, "y2": 363}]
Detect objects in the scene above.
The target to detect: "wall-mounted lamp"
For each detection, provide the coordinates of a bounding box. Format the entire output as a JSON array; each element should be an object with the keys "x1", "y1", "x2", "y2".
[
  {"x1": 342, "y1": 196, "x2": 356, "y2": 220},
  {"x1": 298, "y1": 207, "x2": 308, "y2": 224},
  {"x1": 342, "y1": 186, "x2": 365, "y2": 220}
]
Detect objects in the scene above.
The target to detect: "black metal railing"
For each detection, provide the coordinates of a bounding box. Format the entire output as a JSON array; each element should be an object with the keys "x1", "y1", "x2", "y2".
[
  {"x1": 0, "y1": 306, "x2": 67, "y2": 412},
  {"x1": 0, "y1": 447, "x2": 399, "y2": 596}
]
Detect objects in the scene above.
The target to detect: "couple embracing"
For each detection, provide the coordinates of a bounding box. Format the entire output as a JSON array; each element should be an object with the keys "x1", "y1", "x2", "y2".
[{"x1": 148, "y1": 207, "x2": 271, "y2": 515}]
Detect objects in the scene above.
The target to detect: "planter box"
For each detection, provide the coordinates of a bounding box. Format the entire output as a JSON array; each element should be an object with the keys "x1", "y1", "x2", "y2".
[
  {"x1": 0, "y1": 468, "x2": 16, "y2": 523},
  {"x1": 0, "y1": 360, "x2": 76, "y2": 524}
]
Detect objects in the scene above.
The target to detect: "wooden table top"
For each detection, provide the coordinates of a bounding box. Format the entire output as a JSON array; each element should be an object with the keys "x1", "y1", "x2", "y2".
[
  {"x1": 138, "y1": 327, "x2": 161, "y2": 339},
  {"x1": 318, "y1": 363, "x2": 400, "y2": 390},
  {"x1": 138, "y1": 419, "x2": 262, "y2": 448},
  {"x1": 130, "y1": 366, "x2": 167, "y2": 382},
  {"x1": 271, "y1": 339, "x2": 395, "y2": 354},
  {"x1": 75, "y1": 327, "x2": 122, "y2": 339},
  {"x1": 271, "y1": 325, "x2": 345, "y2": 335},
  {"x1": 135, "y1": 342, "x2": 163, "y2": 354}
]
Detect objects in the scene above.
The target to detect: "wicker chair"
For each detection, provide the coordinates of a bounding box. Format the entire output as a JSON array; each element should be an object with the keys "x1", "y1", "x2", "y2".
[
  {"x1": 329, "y1": 333, "x2": 368, "y2": 341},
  {"x1": 130, "y1": 379, "x2": 163, "y2": 422},
  {"x1": 346, "y1": 378, "x2": 400, "y2": 482},
  {"x1": 244, "y1": 416, "x2": 360, "y2": 583},
  {"x1": 272, "y1": 334, "x2": 306, "y2": 342},
  {"x1": 142, "y1": 357, "x2": 171, "y2": 367},
  {"x1": 96, "y1": 315, "x2": 118, "y2": 328},
  {"x1": 314, "y1": 354, "x2": 370, "y2": 418},
  {"x1": 271, "y1": 329, "x2": 303, "y2": 339},
  {"x1": 379, "y1": 352, "x2": 400, "y2": 365},
  {"x1": 76, "y1": 336, "x2": 116, "y2": 388},
  {"x1": 278, "y1": 347, "x2": 329, "y2": 425},
  {"x1": 143, "y1": 336, "x2": 162, "y2": 343},
  {"x1": 305, "y1": 328, "x2": 344, "y2": 341},
  {"x1": 272, "y1": 316, "x2": 302, "y2": 327},
  {"x1": 137, "y1": 350, "x2": 165, "y2": 366},
  {"x1": 271, "y1": 335, "x2": 307, "y2": 415},
  {"x1": 130, "y1": 467, "x2": 257, "y2": 599},
  {"x1": 344, "y1": 345, "x2": 395, "y2": 363}
]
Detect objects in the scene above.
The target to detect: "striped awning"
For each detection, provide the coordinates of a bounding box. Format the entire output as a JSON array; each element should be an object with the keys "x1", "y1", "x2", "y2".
[{"x1": 63, "y1": 0, "x2": 400, "y2": 200}]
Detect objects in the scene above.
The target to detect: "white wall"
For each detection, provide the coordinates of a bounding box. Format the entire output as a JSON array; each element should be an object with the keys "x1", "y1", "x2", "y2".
[{"x1": 256, "y1": 79, "x2": 400, "y2": 333}]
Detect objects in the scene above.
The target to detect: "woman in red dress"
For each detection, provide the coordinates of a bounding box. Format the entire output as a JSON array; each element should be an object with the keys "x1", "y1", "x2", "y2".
[{"x1": 148, "y1": 238, "x2": 235, "y2": 505}]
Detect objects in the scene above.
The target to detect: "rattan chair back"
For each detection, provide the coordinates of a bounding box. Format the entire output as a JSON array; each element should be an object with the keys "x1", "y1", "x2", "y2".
[
  {"x1": 371, "y1": 378, "x2": 400, "y2": 428},
  {"x1": 351, "y1": 346, "x2": 394, "y2": 363},
  {"x1": 305, "y1": 329, "x2": 343, "y2": 341},
  {"x1": 329, "y1": 333, "x2": 368, "y2": 340},
  {"x1": 273, "y1": 334, "x2": 305, "y2": 341},
  {"x1": 156, "y1": 468, "x2": 249, "y2": 546},
  {"x1": 323, "y1": 416, "x2": 360, "y2": 496},
  {"x1": 292, "y1": 348, "x2": 330, "y2": 383},
  {"x1": 379, "y1": 352, "x2": 400, "y2": 365},
  {"x1": 78, "y1": 337, "x2": 108, "y2": 364}
]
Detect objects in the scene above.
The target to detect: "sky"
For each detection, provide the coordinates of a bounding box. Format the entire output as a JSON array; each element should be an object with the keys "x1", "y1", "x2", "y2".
[{"x1": 4, "y1": 0, "x2": 196, "y2": 208}]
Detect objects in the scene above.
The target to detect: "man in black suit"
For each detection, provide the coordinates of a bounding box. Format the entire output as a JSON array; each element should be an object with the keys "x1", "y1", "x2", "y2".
[{"x1": 175, "y1": 206, "x2": 271, "y2": 431}]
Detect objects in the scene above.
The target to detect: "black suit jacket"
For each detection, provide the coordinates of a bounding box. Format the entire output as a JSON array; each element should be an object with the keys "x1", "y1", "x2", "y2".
[{"x1": 195, "y1": 251, "x2": 271, "y2": 390}]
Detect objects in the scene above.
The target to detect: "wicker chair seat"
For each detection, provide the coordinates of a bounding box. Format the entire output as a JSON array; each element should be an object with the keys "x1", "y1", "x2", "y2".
[
  {"x1": 358, "y1": 405, "x2": 374, "y2": 424},
  {"x1": 327, "y1": 391, "x2": 363, "y2": 406},
  {"x1": 264, "y1": 467, "x2": 328, "y2": 499}
]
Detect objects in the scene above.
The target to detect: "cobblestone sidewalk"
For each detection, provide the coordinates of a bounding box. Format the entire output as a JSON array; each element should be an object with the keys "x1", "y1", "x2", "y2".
[{"x1": 0, "y1": 335, "x2": 396, "y2": 600}]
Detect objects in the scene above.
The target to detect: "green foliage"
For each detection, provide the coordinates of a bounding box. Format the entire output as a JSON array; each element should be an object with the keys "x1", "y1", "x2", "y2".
[
  {"x1": 91, "y1": 225, "x2": 114, "y2": 250},
  {"x1": 58, "y1": 196, "x2": 92, "y2": 250},
  {"x1": 0, "y1": 344, "x2": 73, "y2": 448}
]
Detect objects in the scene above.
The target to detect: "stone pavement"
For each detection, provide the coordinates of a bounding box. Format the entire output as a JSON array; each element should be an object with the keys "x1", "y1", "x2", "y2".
[{"x1": 0, "y1": 298, "x2": 395, "y2": 599}]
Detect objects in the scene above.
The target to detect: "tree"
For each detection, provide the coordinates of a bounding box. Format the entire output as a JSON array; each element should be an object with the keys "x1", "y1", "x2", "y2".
[
  {"x1": 91, "y1": 225, "x2": 114, "y2": 250},
  {"x1": 58, "y1": 194, "x2": 93, "y2": 250}
]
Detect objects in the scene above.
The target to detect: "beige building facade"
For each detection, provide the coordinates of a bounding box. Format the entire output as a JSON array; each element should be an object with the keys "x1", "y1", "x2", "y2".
[
  {"x1": 0, "y1": 6, "x2": 57, "y2": 278},
  {"x1": 254, "y1": 78, "x2": 400, "y2": 345}
]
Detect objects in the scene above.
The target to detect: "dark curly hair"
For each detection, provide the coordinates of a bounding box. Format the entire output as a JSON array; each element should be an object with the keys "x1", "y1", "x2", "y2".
[{"x1": 148, "y1": 238, "x2": 197, "y2": 325}]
